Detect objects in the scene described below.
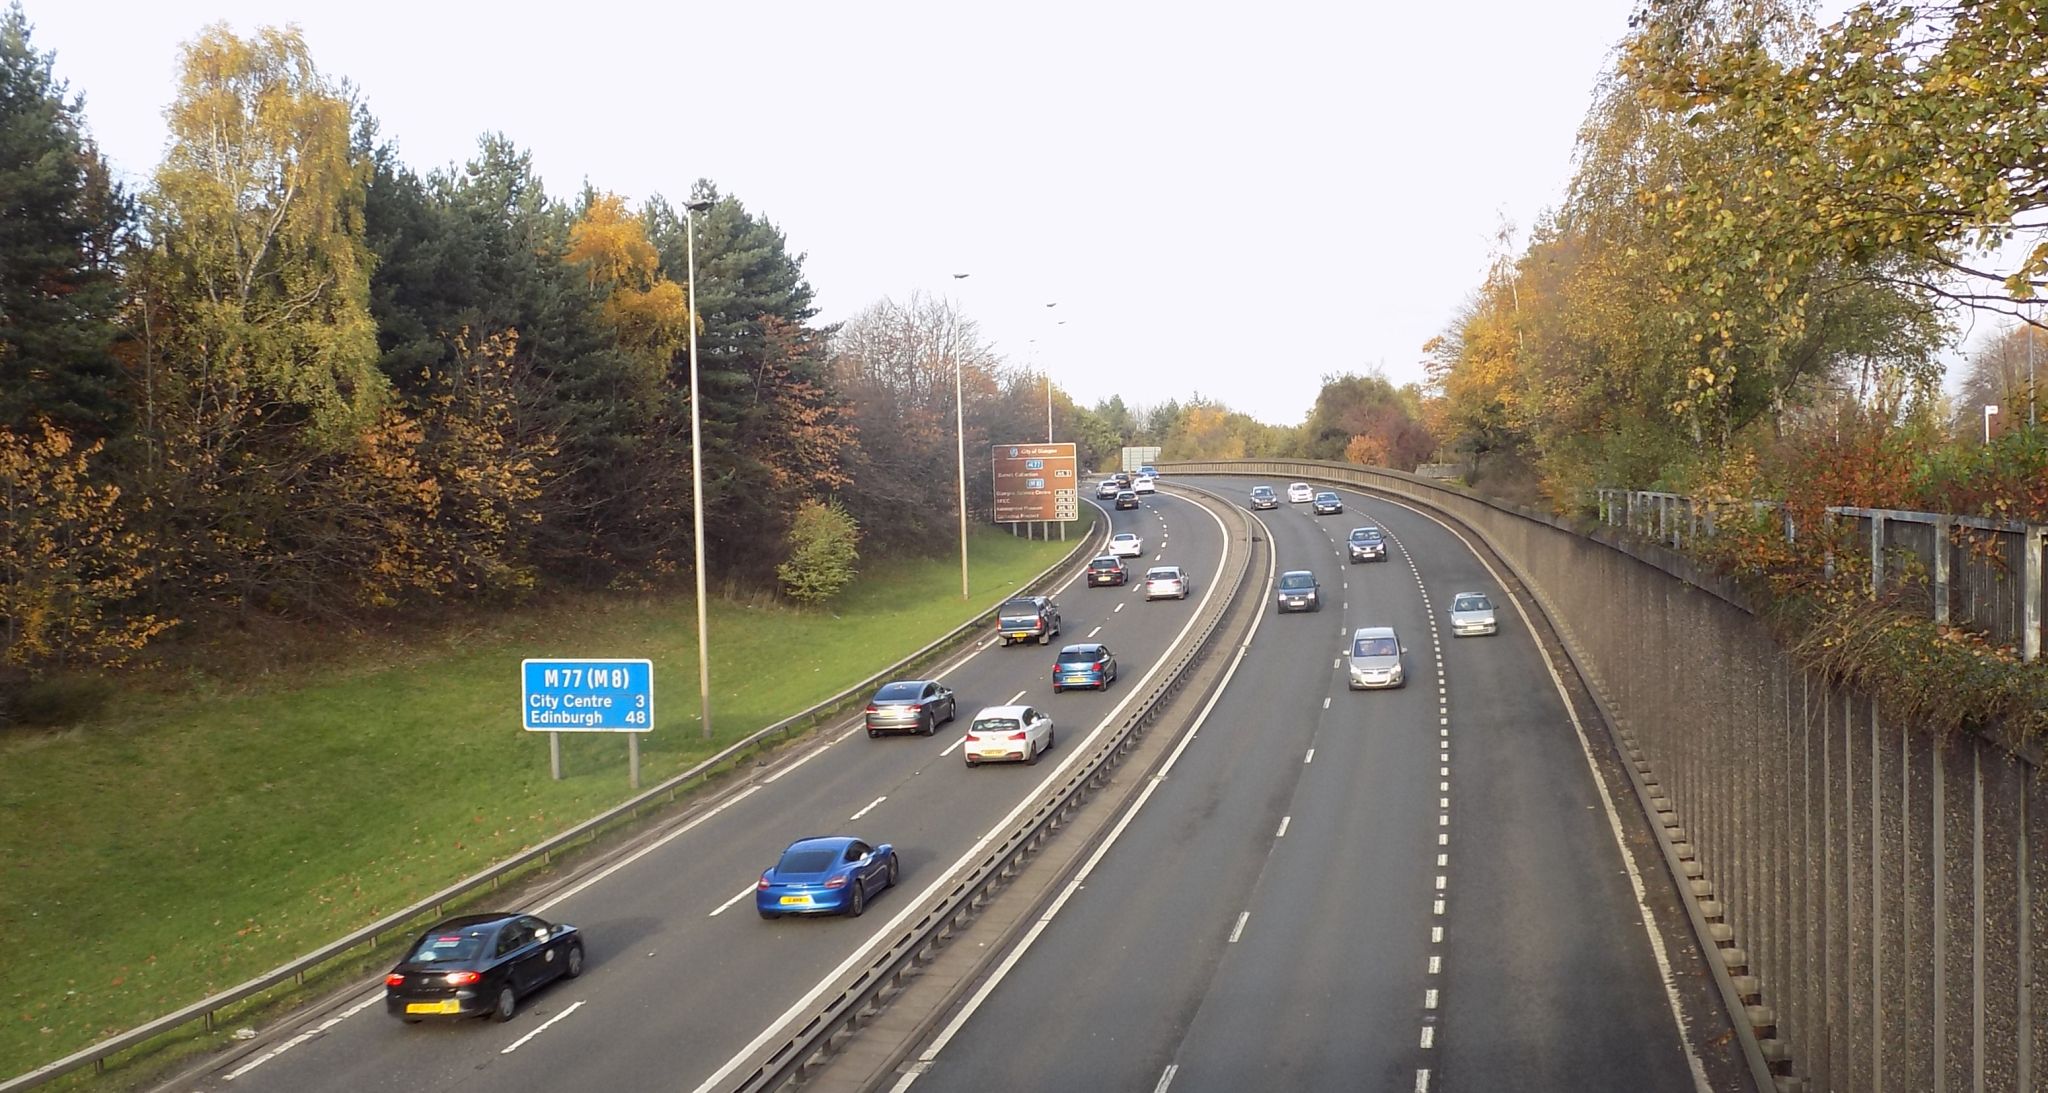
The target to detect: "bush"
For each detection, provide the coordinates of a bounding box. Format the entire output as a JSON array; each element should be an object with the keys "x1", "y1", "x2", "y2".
[
  {"x1": 777, "y1": 500, "x2": 861, "y2": 605},
  {"x1": 5, "y1": 671, "x2": 113, "y2": 727}
]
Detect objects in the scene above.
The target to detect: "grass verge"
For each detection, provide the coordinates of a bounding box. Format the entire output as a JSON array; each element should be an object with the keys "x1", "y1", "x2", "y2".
[{"x1": 0, "y1": 516, "x2": 1091, "y2": 1079}]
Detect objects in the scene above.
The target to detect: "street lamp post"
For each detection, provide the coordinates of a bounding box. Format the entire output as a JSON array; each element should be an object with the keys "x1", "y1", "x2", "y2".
[
  {"x1": 686, "y1": 198, "x2": 716, "y2": 740},
  {"x1": 952, "y1": 273, "x2": 972, "y2": 600}
]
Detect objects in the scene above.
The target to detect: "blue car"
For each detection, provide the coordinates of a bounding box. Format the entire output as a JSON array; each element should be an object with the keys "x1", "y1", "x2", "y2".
[
  {"x1": 756, "y1": 836, "x2": 898, "y2": 920},
  {"x1": 1052, "y1": 642, "x2": 1118, "y2": 692}
]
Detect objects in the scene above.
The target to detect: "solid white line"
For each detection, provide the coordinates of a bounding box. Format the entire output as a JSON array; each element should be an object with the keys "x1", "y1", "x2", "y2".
[
  {"x1": 536, "y1": 785, "x2": 762, "y2": 914},
  {"x1": 940, "y1": 735, "x2": 965, "y2": 757},
  {"x1": 849, "y1": 795, "x2": 887, "y2": 821},
  {"x1": 762, "y1": 739, "x2": 829, "y2": 784},
  {"x1": 710, "y1": 884, "x2": 756, "y2": 917},
  {"x1": 500, "y1": 998, "x2": 585, "y2": 1054},
  {"x1": 1006, "y1": 689, "x2": 1027, "y2": 705},
  {"x1": 1228, "y1": 911, "x2": 1250, "y2": 943},
  {"x1": 1088, "y1": 625, "x2": 1102, "y2": 638},
  {"x1": 1276, "y1": 815, "x2": 1291, "y2": 838},
  {"x1": 714, "y1": 490, "x2": 1243, "y2": 1093},
  {"x1": 1153, "y1": 1064, "x2": 1180, "y2": 1093},
  {"x1": 1304, "y1": 748, "x2": 1315, "y2": 764}
]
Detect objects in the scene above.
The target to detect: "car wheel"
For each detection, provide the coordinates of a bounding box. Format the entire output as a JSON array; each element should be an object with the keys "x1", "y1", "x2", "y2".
[
  {"x1": 563, "y1": 943, "x2": 585, "y2": 980},
  {"x1": 886, "y1": 855, "x2": 900, "y2": 888},
  {"x1": 492, "y1": 985, "x2": 517, "y2": 1023},
  {"x1": 965, "y1": 757, "x2": 978, "y2": 767},
  {"x1": 1038, "y1": 631, "x2": 1050, "y2": 645},
  {"x1": 847, "y1": 881, "x2": 866, "y2": 918},
  {"x1": 401, "y1": 1016, "x2": 424, "y2": 1024},
  {"x1": 759, "y1": 908, "x2": 779, "y2": 921},
  {"x1": 947, "y1": 699, "x2": 958, "y2": 724},
  {"x1": 867, "y1": 729, "x2": 878, "y2": 738},
  {"x1": 919, "y1": 711, "x2": 933, "y2": 736},
  {"x1": 1047, "y1": 727, "x2": 1056, "y2": 749},
  {"x1": 1026, "y1": 738, "x2": 1040, "y2": 765},
  {"x1": 1053, "y1": 684, "x2": 1062, "y2": 694}
]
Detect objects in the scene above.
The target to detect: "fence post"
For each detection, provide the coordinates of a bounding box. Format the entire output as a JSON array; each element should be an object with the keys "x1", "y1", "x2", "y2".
[
  {"x1": 1934, "y1": 516, "x2": 1952, "y2": 626},
  {"x1": 2025, "y1": 525, "x2": 2042, "y2": 663},
  {"x1": 1871, "y1": 512, "x2": 1885, "y2": 598}
]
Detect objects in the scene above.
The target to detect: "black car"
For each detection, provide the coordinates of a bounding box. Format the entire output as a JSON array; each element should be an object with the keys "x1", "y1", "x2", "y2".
[
  {"x1": 1312, "y1": 491, "x2": 1344, "y2": 515},
  {"x1": 1276, "y1": 570, "x2": 1321, "y2": 612},
  {"x1": 1347, "y1": 526, "x2": 1387, "y2": 563},
  {"x1": 385, "y1": 912, "x2": 584, "y2": 1023},
  {"x1": 1087, "y1": 555, "x2": 1128, "y2": 586},
  {"x1": 865, "y1": 679, "x2": 958, "y2": 736},
  {"x1": 1114, "y1": 490, "x2": 1140, "y2": 510}
]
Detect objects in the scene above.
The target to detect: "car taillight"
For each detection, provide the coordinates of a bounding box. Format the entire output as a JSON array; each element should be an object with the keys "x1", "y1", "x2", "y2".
[
  {"x1": 824, "y1": 875, "x2": 847, "y2": 888},
  {"x1": 445, "y1": 970, "x2": 482, "y2": 987},
  {"x1": 1007, "y1": 731, "x2": 1028, "y2": 740},
  {"x1": 385, "y1": 973, "x2": 406, "y2": 987},
  {"x1": 865, "y1": 704, "x2": 879, "y2": 713},
  {"x1": 758, "y1": 872, "x2": 772, "y2": 889},
  {"x1": 1094, "y1": 661, "x2": 1105, "y2": 671}
]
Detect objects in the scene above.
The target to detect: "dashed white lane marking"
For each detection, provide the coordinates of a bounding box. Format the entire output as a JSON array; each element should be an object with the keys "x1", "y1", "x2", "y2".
[
  {"x1": 1428, "y1": 954, "x2": 1442, "y2": 974},
  {"x1": 1154, "y1": 1064, "x2": 1180, "y2": 1093},
  {"x1": 225, "y1": 992, "x2": 385, "y2": 1080},
  {"x1": 710, "y1": 884, "x2": 756, "y2": 917},
  {"x1": 1437, "y1": 854, "x2": 1448, "y2": 867},
  {"x1": 1425, "y1": 989, "x2": 1439, "y2": 1010},
  {"x1": 1416, "y1": 1070, "x2": 1432, "y2": 1092},
  {"x1": 501, "y1": 998, "x2": 585, "y2": 1054},
  {"x1": 537, "y1": 784, "x2": 763, "y2": 915},
  {"x1": 1431, "y1": 926, "x2": 1444, "y2": 943},
  {"x1": 1228, "y1": 911, "x2": 1250, "y2": 943},
  {"x1": 1276, "y1": 815, "x2": 1291, "y2": 838},
  {"x1": 1434, "y1": 899, "x2": 1446, "y2": 915},
  {"x1": 1334, "y1": 657, "x2": 1341, "y2": 669},
  {"x1": 1434, "y1": 875, "x2": 1447, "y2": 891},
  {"x1": 1420, "y1": 1026, "x2": 1436, "y2": 1049},
  {"x1": 1303, "y1": 748, "x2": 1315, "y2": 764},
  {"x1": 849, "y1": 795, "x2": 887, "y2": 821},
  {"x1": 1115, "y1": 602, "x2": 1125, "y2": 613},
  {"x1": 1006, "y1": 689, "x2": 1027, "y2": 705},
  {"x1": 1322, "y1": 697, "x2": 1331, "y2": 709},
  {"x1": 940, "y1": 735, "x2": 965, "y2": 757},
  {"x1": 1088, "y1": 625, "x2": 1103, "y2": 638}
]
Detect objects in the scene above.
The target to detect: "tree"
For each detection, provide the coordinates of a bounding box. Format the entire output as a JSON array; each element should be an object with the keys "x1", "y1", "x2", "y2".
[
  {"x1": 776, "y1": 498, "x2": 860, "y2": 604},
  {"x1": 0, "y1": 3, "x2": 130, "y2": 438},
  {"x1": 1954, "y1": 322, "x2": 2045, "y2": 437}
]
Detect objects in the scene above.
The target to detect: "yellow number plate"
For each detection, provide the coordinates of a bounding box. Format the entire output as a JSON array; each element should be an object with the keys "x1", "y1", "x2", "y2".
[
  {"x1": 779, "y1": 895, "x2": 811, "y2": 905},
  {"x1": 406, "y1": 1000, "x2": 462, "y2": 1014}
]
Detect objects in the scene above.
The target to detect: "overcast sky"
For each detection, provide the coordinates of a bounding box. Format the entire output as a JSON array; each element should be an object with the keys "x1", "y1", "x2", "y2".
[{"x1": 35, "y1": 0, "x2": 1648, "y2": 425}]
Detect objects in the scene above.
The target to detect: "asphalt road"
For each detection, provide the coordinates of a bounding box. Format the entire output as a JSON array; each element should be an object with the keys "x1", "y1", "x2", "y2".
[
  {"x1": 179, "y1": 488, "x2": 1233, "y2": 1093},
  {"x1": 894, "y1": 477, "x2": 1713, "y2": 1093}
]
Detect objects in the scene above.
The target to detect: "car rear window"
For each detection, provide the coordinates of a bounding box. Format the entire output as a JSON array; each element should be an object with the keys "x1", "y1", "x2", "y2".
[
  {"x1": 1090, "y1": 557, "x2": 1119, "y2": 569},
  {"x1": 875, "y1": 682, "x2": 923, "y2": 700},
  {"x1": 408, "y1": 930, "x2": 487, "y2": 964},
  {"x1": 776, "y1": 849, "x2": 839, "y2": 874},
  {"x1": 1147, "y1": 568, "x2": 1177, "y2": 580},
  {"x1": 1057, "y1": 648, "x2": 1100, "y2": 663},
  {"x1": 1279, "y1": 573, "x2": 1315, "y2": 589},
  {"x1": 1353, "y1": 637, "x2": 1398, "y2": 657},
  {"x1": 973, "y1": 717, "x2": 1020, "y2": 733},
  {"x1": 999, "y1": 599, "x2": 1039, "y2": 616}
]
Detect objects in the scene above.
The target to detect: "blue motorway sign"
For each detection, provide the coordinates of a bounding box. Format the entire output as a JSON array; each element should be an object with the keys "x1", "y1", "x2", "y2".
[{"x1": 521, "y1": 658, "x2": 653, "y2": 732}]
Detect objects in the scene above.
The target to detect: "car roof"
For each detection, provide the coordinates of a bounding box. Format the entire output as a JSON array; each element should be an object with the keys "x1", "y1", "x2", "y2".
[
  {"x1": 1280, "y1": 569, "x2": 1317, "y2": 579},
  {"x1": 1111, "y1": 531, "x2": 1139, "y2": 538},
  {"x1": 1316, "y1": 490, "x2": 1339, "y2": 497},
  {"x1": 1147, "y1": 565, "x2": 1181, "y2": 574},
  {"x1": 1251, "y1": 485, "x2": 1274, "y2": 492},
  {"x1": 783, "y1": 835, "x2": 859, "y2": 853},
  {"x1": 974, "y1": 704, "x2": 1033, "y2": 718},
  {"x1": 1091, "y1": 555, "x2": 1121, "y2": 563},
  {"x1": 421, "y1": 912, "x2": 519, "y2": 932},
  {"x1": 1351, "y1": 625, "x2": 1398, "y2": 639},
  {"x1": 1059, "y1": 642, "x2": 1108, "y2": 653}
]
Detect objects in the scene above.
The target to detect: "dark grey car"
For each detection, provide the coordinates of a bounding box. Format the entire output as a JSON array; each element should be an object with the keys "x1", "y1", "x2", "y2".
[
  {"x1": 865, "y1": 679, "x2": 958, "y2": 737},
  {"x1": 1275, "y1": 570, "x2": 1321, "y2": 612}
]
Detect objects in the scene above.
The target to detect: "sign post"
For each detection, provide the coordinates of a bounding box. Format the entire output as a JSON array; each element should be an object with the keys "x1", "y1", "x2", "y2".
[
  {"x1": 991, "y1": 443, "x2": 1078, "y2": 532},
  {"x1": 521, "y1": 658, "x2": 654, "y2": 788}
]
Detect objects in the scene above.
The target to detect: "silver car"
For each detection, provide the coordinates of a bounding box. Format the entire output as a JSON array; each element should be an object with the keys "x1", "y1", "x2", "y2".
[
  {"x1": 865, "y1": 679, "x2": 959, "y2": 736},
  {"x1": 1144, "y1": 565, "x2": 1190, "y2": 600},
  {"x1": 1449, "y1": 591, "x2": 1499, "y2": 636},
  {"x1": 1347, "y1": 626, "x2": 1406, "y2": 689}
]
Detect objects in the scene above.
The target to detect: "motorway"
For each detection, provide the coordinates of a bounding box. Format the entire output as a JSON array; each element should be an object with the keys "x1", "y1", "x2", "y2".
[
  {"x1": 181, "y1": 489, "x2": 1235, "y2": 1093},
  {"x1": 889, "y1": 476, "x2": 1728, "y2": 1093}
]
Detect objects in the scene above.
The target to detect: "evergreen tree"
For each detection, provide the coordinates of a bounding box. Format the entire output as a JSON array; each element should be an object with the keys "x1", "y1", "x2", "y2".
[{"x1": 0, "y1": 3, "x2": 129, "y2": 438}]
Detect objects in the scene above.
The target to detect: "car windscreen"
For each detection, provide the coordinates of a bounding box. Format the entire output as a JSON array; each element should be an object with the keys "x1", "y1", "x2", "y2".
[
  {"x1": 972, "y1": 717, "x2": 1020, "y2": 733},
  {"x1": 1279, "y1": 573, "x2": 1315, "y2": 589},
  {"x1": 1453, "y1": 594, "x2": 1492, "y2": 611},
  {"x1": 1251, "y1": 488, "x2": 1273, "y2": 497},
  {"x1": 776, "y1": 849, "x2": 839, "y2": 874},
  {"x1": 1353, "y1": 637, "x2": 1398, "y2": 657},
  {"x1": 1317, "y1": 493, "x2": 1338, "y2": 501},
  {"x1": 408, "y1": 930, "x2": 488, "y2": 964},
  {"x1": 1351, "y1": 528, "x2": 1381, "y2": 541},
  {"x1": 1056, "y1": 649, "x2": 1100, "y2": 663},
  {"x1": 874, "y1": 682, "x2": 923, "y2": 701}
]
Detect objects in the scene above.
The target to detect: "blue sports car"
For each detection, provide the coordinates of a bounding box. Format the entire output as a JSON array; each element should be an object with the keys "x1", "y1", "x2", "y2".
[{"x1": 756, "y1": 836, "x2": 899, "y2": 919}]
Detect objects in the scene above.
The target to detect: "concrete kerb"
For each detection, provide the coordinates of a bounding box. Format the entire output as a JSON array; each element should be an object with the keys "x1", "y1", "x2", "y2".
[{"x1": 2, "y1": 513, "x2": 1108, "y2": 1093}]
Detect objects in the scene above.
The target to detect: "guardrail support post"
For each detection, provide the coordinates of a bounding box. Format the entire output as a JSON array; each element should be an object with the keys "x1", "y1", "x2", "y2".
[
  {"x1": 1934, "y1": 516, "x2": 1952, "y2": 626},
  {"x1": 1870, "y1": 512, "x2": 1885, "y2": 598}
]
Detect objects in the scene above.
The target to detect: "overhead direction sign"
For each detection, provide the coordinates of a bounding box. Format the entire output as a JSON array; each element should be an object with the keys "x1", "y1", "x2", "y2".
[
  {"x1": 521, "y1": 658, "x2": 653, "y2": 732},
  {"x1": 991, "y1": 442, "x2": 1078, "y2": 523}
]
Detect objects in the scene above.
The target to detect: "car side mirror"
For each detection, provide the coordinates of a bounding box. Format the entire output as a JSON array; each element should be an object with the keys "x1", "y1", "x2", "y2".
[{"x1": 532, "y1": 928, "x2": 549, "y2": 942}]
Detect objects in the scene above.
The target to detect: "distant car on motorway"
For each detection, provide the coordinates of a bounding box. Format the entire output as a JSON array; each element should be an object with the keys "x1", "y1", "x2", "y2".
[
  {"x1": 756, "y1": 836, "x2": 898, "y2": 919},
  {"x1": 1249, "y1": 485, "x2": 1279, "y2": 510},
  {"x1": 864, "y1": 679, "x2": 958, "y2": 737},
  {"x1": 1347, "y1": 526, "x2": 1386, "y2": 563},
  {"x1": 1139, "y1": 464, "x2": 1159, "y2": 478},
  {"x1": 1109, "y1": 532, "x2": 1144, "y2": 557},
  {"x1": 997, "y1": 595, "x2": 1061, "y2": 646},
  {"x1": 1115, "y1": 489, "x2": 1140, "y2": 510},
  {"x1": 1449, "y1": 591, "x2": 1500, "y2": 636},
  {"x1": 1287, "y1": 482, "x2": 1315, "y2": 503},
  {"x1": 1052, "y1": 643, "x2": 1118, "y2": 692},
  {"x1": 1347, "y1": 626, "x2": 1406, "y2": 689},
  {"x1": 385, "y1": 912, "x2": 584, "y2": 1023},
  {"x1": 1087, "y1": 555, "x2": 1129, "y2": 586},
  {"x1": 1096, "y1": 479, "x2": 1122, "y2": 499},
  {"x1": 1312, "y1": 491, "x2": 1344, "y2": 515},
  {"x1": 1275, "y1": 570, "x2": 1321, "y2": 612},
  {"x1": 964, "y1": 704, "x2": 1056, "y2": 766},
  {"x1": 1132, "y1": 475, "x2": 1157, "y2": 494},
  {"x1": 1143, "y1": 565, "x2": 1189, "y2": 600}
]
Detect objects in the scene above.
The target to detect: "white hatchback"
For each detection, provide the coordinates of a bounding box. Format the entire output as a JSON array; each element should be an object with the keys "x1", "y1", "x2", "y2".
[
  {"x1": 1132, "y1": 475, "x2": 1156, "y2": 494},
  {"x1": 1109, "y1": 532, "x2": 1144, "y2": 558},
  {"x1": 1287, "y1": 482, "x2": 1314, "y2": 503},
  {"x1": 964, "y1": 705, "x2": 1055, "y2": 766},
  {"x1": 1143, "y1": 565, "x2": 1189, "y2": 600}
]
